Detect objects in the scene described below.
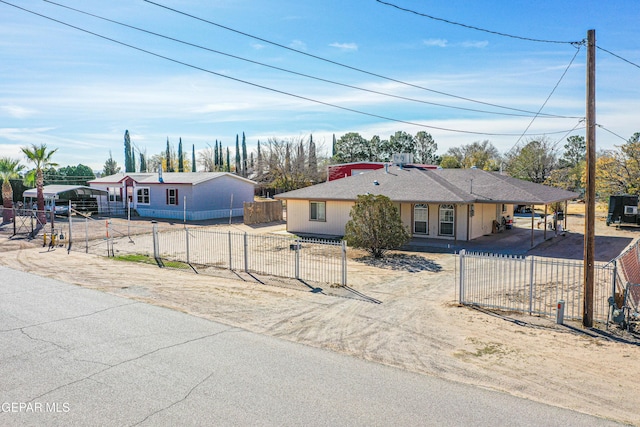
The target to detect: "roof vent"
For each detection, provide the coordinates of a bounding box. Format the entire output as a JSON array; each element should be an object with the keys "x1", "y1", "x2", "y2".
[{"x1": 373, "y1": 180, "x2": 379, "y2": 185}]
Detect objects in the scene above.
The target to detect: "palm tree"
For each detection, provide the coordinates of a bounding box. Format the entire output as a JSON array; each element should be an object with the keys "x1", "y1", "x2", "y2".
[
  {"x1": 0, "y1": 157, "x2": 24, "y2": 223},
  {"x1": 21, "y1": 144, "x2": 58, "y2": 224}
]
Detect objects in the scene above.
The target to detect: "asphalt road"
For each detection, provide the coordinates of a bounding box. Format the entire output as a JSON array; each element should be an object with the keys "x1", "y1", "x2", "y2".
[{"x1": 0, "y1": 266, "x2": 624, "y2": 426}]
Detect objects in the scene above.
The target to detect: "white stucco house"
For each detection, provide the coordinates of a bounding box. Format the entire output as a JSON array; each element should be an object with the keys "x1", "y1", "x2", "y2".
[
  {"x1": 89, "y1": 172, "x2": 255, "y2": 220},
  {"x1": 275, "y1": 166, "x2": 578, "y2": 241}
]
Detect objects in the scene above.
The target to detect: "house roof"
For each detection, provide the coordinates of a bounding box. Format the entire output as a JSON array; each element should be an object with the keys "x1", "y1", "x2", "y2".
[
  {"x1": 275, "y1": 166, "x2": 578, "y2": 205},
  {"x1": 23, "y1": 185, "x2": 108, "y2": 199},
  {"x1": 89, "y1": 172, "x2": 255, "y2": 186}
]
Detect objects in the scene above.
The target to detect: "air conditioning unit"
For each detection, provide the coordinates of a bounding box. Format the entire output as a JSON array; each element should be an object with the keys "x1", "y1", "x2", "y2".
[
  {"x1": 624, "y1": 205, "x2": 637, "y2": 215},
  {"x1": 392, "y1": 153, "x2": 413, "y2": 165}
]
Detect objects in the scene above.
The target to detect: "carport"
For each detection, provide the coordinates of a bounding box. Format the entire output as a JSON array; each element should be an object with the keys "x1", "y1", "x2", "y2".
[{"x1": 23, "y1": 185, "x2": 109, "y2": 215}]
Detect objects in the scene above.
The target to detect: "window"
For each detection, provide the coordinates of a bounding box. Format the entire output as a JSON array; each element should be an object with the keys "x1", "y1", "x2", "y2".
[
  {"x1": 439, "y1": 204, "x2": 455, "y2": 236},
  {"x1": 137, "y1": 187, "x2": 150, "y2": 205},
  {"x1": 310, "y1": 201, "x2": 326, "y2": 221},
  {"x1": 166, "y1": 188, "x2": 179, "y2": 206},
  {"x1": 414, "y1": 204, "x2": 429, "y2": 234},
  {"x1": 108, "y1": 187, "x2": 121, "y2": 202}
]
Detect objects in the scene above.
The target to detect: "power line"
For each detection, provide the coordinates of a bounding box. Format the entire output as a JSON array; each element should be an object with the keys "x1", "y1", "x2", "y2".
[
  {"x1": 506, "y1": 45, "x2": 584, "y2": 155},
  {"x1": 596, "y1": 124, "x2": 630, "y2": 143},
  {"x1": 41, "y1": 0, "x2": 575, "y2": 119},
  {"x1": 375, "y1": 0, "x2": 583, "y2": 45},
  {"x1": 596, "y1": 45, "x2": 640, "y2": 70},
  {"x1": 142, "y1": 0, "x2": 578, "y2": 117},
  {"x1": 1, "y1": 0, "x2": 582, "y2": 138}
]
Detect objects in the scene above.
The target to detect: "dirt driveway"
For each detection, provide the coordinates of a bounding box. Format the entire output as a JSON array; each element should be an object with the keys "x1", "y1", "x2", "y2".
[{"x1": 1, "y1": 210, "x2": 639, "y2": 425}]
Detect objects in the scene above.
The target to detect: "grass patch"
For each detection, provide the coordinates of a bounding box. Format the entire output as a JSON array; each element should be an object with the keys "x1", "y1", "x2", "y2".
[
  {"x1": 113, "y1": 253, "x2": 191, "y2": 269},
  {"x1": 114, "y1": 253, "x2": 157, "y2": 265}
]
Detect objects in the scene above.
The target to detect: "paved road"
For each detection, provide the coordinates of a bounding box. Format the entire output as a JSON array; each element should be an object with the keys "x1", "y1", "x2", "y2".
[{"x1": 0, "y1": 266, "x2": 623, "y2": 426}]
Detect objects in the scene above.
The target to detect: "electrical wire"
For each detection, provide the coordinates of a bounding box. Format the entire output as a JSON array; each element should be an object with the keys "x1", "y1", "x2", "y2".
[
  {"x1": 596, "y1": 46, "x2": 640, "y2": 70},
  {"x1": 41, "y1": 0, "x2": 575, "y2": 119},
  {"x1": 596, "y1": 124, "x2": 631, "y2": 143},
  {"x1": 505, "y1": 45, "x2": 583, "y2": 156},
  {"x1": 375, "y1": 0, "x2": 583, "y2": 45},
  {"x1": 1, "y1": 0, "x2": 583, "y2": 137},
  {"x1": 142, "y1": 0, "x2": 579, "y2": 117}
]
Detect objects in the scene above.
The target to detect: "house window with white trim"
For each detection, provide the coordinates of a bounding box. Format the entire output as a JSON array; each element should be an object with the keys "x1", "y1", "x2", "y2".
[
  {"x1": 137, "y1": 187, "x2": 150, "y2": 205},
  {"x1": 310, "y1": 201, "x2": 326, "y2": 221},
  {"x1": 166, "y1": 188, "x2": 179, "y2": 206},
  {"x1": 107, "y1": 187, "x2": 121, "y2": 202},
  {"x1": 414, "y1": 204, "x2": 429, "y2": 234},
  {"x1": 439, "y1": 204, "x2": 455, "y2": 236}
]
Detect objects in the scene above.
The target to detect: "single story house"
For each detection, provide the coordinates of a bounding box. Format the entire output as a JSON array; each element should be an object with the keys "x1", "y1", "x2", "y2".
[
  {"x1": 89, "y1": 172, "x2": 255, "y2": 221},
  {"x1": 23, "y1": 185, "x2": 109, "y2": 215},
  {"x1": 275, "y1": 165, "x2": 578, "y2": 241}
]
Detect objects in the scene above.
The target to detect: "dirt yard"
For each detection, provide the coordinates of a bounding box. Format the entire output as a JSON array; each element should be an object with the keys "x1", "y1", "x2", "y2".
[{"x1": 1, "y1": 206, "x2": 639, "y2": 425}]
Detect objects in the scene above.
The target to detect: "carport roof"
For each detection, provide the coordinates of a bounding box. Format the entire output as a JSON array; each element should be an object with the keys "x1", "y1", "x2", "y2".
[
  {"x1": 275, "y1": 166, "x2": 578, "y2": 205},
  {"x1": 23, "y1": 185, "x2": 108, "y2": 199}
]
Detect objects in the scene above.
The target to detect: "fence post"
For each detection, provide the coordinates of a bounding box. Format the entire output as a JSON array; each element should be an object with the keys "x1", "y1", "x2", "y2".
[
  {"x1": 529, "y1": 256, "x2": 535, "y2": 315},
  {"x1": 67, "y1": 202, "x2": 73, "y2": 253},
  {"x1": 341, "y1": 240, "x2": 347, "y2": 286},
  {"x1": 13, "y1": 208, "x2": 16, "y2": 236},
  {"x1": 458, "y1": 249, "x2": 465, "y2": 304},
  {"x1": 295, "y1": 239, "x2": 300, "y2": 280},
  {"x1": 185, "y1": 227, "x2": 191, "y2": 265},
  {"x1": 228, "y1": 231, "x2": 233, "y2": 270},
  {"x1": 244, "y1": 232, "x2": 249, "y2": 273},
  {"x1": 152, "y1": 221, "x2": 159, "y2": 263},
  {"x1": 85, "y1": 217, "x2": 89, "y2": 253}
]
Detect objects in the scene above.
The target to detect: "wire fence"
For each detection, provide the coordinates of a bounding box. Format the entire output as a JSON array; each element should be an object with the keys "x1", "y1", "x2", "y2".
[
  {"x1": 457, "y1": 250, "x2": 615, "y2": 323},
  {"x1": 61, "y1": 214, "x2": 347, "y2": 287}
]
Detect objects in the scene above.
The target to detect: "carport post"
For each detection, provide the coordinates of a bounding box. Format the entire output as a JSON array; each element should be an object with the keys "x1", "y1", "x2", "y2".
[{"x1": 152, "y1": 221, "x2": 159, "y2": 262}]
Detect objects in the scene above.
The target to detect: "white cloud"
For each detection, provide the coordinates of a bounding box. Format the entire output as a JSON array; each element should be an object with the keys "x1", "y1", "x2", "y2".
[
  {"x1": 252, "y1": 43, "x2": 266, "y2": 50},
  {"x1": 289, "y1": 40, "x2": 307, "y2": 50},
  {"x1": 460, "y1": 40, "x2": 489, "y2": 48},
  {"x1": 423, "y1": 39, "x2": 448, "y2": 48},
  {"x1": 1, "y1": 105, "x2": 36, "y2": 119},
  {"x1": 329, "y1": 42, "x2": 358, "y2": 51}
]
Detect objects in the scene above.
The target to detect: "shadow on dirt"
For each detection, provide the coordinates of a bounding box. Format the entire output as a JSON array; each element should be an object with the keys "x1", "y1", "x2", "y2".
[
  {"x1": 354, "y1": 253, "x2": 443, "y2": 273},
  {"x1": 527, "y1": 232, "x2": 635, "y2": 262}
]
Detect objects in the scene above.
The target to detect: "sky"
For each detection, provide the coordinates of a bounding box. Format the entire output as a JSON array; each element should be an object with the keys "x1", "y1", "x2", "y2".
[{"x1": 1, "y1": 0, "x2": 639, "y2": 172}]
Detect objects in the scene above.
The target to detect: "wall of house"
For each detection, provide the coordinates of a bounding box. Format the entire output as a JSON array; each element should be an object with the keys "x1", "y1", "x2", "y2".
[
  {"x1": 286, "y1": 199, "x2": 354, "y2": 236},
  {"x1": 468, "y1": 203, "x2": 496, "y2": 239},
  {"x1": 191, "y1": 175, "x2": 253, "y2": 210}
]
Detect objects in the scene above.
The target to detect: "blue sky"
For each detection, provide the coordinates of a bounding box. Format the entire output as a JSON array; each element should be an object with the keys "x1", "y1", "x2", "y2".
[{"x1": 1, "y1": 0, "x2": 639, "y2": 171}]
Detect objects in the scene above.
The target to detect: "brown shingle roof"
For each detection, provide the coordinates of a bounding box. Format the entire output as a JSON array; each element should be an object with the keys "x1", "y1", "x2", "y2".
[{"x1": 276, "y1": 166, "x2": 578, "y2": 205}]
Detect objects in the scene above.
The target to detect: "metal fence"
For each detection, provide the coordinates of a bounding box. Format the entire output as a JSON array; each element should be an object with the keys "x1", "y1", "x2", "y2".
[
  {"x1": 63, "y1": 215, "x2": 347, "y2": 286},
  {"x1": 457, "y1": 250, "x2": 615, "y2": 323}
]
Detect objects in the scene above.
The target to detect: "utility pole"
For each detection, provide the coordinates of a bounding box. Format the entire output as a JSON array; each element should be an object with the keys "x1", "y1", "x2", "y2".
[{"x1": 583, "y1": 29, "x2": 596, "y2": 328}]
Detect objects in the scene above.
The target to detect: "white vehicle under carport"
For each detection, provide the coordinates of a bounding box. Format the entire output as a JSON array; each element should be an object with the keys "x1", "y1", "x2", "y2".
[{"x1": 23, "y1": 185, "x2": 108, "y2": 217}]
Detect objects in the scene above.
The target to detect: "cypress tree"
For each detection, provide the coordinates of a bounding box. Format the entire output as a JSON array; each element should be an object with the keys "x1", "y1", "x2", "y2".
[
  {"x1": 309, "y1": 134, "x2": 318, "y2": 181},
  {"x1": 235, "y1": 134, "x2": 241, "y2": 174},
  {"x1": 192, "y1": 144, "x2": 196, "y2": 172},
  {"x1": 124, "y1": 130, "x2": 133, "y2": 172},
  {"x1": 165, "y1": 138, "x2": 173, "y2": 172},
  {"x1": 178, "y1": 138, "x2": 184, "y2": 172},
  {"x1": 242, "y1": 132, "x2": 247, "y2": 177},
  {"x1": 226, "y1": 148, "x2": 231, "y2": 172},
  {"x1": 214, "y1": 140, "x2": 219, "y2": 171},
  {"x1": 140, "y1": 153, "x2": 147, "y2": 172}
]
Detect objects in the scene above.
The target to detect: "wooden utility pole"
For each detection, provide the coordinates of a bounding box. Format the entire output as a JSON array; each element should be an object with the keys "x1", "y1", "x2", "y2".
[{"x1": 583, "y1": 29, "x2": 596, "y2": 327}]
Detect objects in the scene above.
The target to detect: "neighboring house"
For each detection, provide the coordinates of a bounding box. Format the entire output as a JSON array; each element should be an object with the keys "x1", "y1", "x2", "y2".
[
  {"x1": 23, "y1": 185, "x2": 108, "y2": 215},
  {"x1": 275, "y1": 166, "x2": 578, "y2": 241},
  {"x1": 327, "y1": 162, "x2": 437, "y2": 181},
  {"x1": 89, "y1": 172, "x2": 255, "y2": 221}
]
